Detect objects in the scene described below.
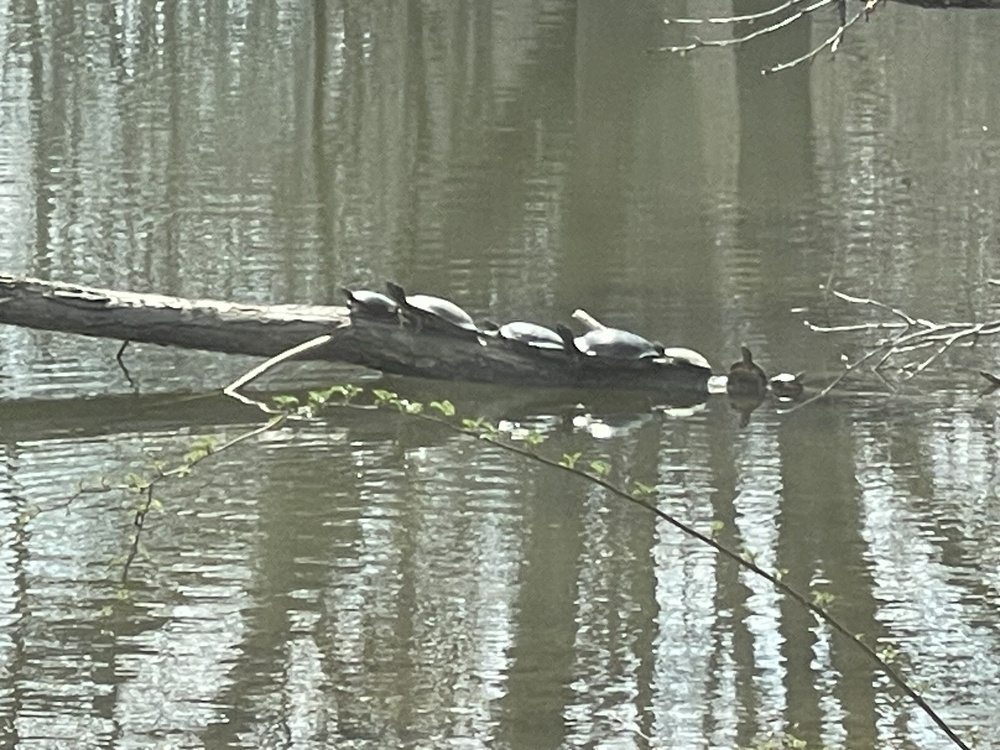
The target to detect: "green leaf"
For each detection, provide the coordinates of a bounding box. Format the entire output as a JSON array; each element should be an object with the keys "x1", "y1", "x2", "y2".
[
  {"x1": 878, "y1": 644, "x2": 899, "y2": 663},
  {"x1": 307, "y1": 388, "x2": 332, "y2": 405},
  {"x1": 372, "y1": 389, "x2": 398, "y2": 404},
  {"x1": 588, "y1": 460, "x2": 611, "y2": 477},
  {"x1": 560, "y1": 452, "x2": 582, "y2": 469},
  {"x1": 430, "y1": 400, "x2": 456, "y2": 417},
  {"x1": 125, "y1": 473, "x2": 146, "y2": 490},
  {"x1": 272, "y1": 395, "x2": 300, "y2": 408},
  {"x1": 708, "y1": 519, "x2": 725, "y2": 534},
  {"x1": 811, "y1": 589, "x2": 836, "y2": 606},
  {"x1": 632, "y1": 482, "x2": 655, "y2": 497},
  {"x1": 523, "y1": 430, "x2": 546, "y2": 446},
  {"x1": 461, "y1": 417, "x2": 484, "y2": 431},
  {"x1": 183, "y1": 448, "x2": 209, "y2": 464}
]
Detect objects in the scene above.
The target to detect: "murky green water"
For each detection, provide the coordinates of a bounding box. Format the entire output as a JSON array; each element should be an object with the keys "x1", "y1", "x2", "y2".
[{"x1": 2, "y1": 1, "x2": 1000, "y2": 748}]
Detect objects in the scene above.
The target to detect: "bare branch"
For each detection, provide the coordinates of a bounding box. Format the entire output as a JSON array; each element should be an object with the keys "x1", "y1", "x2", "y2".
[
  {"x1": 767, "y1": 3, "x2": 876, "y2": 74},
  {"x1": 663, "y1": 0, "x2": 818, "y2": 25},
  {"x1": 653, "y1": 0, "x2": 836, "y2": 55},
  {"x1": 830, "y1": 289, "x2": 922, "y2": 326},
  {"x1": 796, "y1": 285, "x2": 1000, "y2": 408}
]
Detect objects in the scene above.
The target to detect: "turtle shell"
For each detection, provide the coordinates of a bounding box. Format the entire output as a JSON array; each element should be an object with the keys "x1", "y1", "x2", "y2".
[
  {"x1": 660, "y1": 346, "x2": 712, "y2": 371},
  {"x1": 405, "y1": 294, "x2": 478, "y2": 332},
  {"x1": 342, "y1": 288, "x2": 399, "y2": 320},
  {"x1": 498, "y1": 321, "x2": 565, "y2": 350},
  {"x1": 574, "y1": 328, "x2": 662, "y2": 359},
  {"x1": 385, "y1": 282, "x2": 479, "y2": 334}
]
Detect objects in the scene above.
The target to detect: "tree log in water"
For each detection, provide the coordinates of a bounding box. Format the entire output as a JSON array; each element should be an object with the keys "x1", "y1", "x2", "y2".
[{"x1": 0, "y1": 274, "x2": 712, "y2": 397}]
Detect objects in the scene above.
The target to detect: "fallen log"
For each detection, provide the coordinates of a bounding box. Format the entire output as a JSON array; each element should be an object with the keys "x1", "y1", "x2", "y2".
[{"x1": 0, "y1": 274, "x2": 713, "y2": 399}]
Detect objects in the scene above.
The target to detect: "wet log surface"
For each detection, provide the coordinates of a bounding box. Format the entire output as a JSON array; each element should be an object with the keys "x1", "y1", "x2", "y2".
[{"x1": 0, "y1": 275, "x2": 713, "y2": 397}]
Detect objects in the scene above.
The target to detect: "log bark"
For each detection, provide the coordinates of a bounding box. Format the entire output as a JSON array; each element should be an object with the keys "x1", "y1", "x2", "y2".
[{"x1": 0, "y1": 275, "x2": 712, "y2": 399}]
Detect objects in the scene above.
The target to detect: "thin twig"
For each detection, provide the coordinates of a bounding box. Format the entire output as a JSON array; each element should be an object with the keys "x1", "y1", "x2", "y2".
[
  {"x1": 122, "y1": 484, "x2": 154, "y2": 584},
  {"x1": 223, "y1": 334, "x2": 332, "y2": 409},
  {"x1": 119, "y1": 415, "x2": 287, "y2": 584},
  {"x1": 804, "y1": 320, "x2": 908, "y2": 334},
  {"x1": 767, "y1": 4, "x2": 869, "y2": 73},
  {"x1": 652, "y1": 0, "x2": 835, "y2": 54},
  {"x1": 830, "y1": 289, "x2": 921, "y2": 327},
  {"x1": 663, "y1": 0, "x2": 814, "y2": 25}
]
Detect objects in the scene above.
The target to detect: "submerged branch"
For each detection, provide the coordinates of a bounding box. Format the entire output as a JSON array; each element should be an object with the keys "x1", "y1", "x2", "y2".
[{"x1": 797, "y1": 285, "x2": 1000, "y2": 408}]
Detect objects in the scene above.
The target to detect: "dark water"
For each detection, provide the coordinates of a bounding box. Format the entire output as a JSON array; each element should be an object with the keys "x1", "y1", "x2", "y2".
[{"x1": 2, "y1": 1, "x2": 1000, "y2": 748}]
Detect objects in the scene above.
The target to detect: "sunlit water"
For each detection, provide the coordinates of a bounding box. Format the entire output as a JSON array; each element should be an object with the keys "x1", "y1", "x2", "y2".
[{"x1": 1, "y1": 1, "x2": 1000, "y2": 748}]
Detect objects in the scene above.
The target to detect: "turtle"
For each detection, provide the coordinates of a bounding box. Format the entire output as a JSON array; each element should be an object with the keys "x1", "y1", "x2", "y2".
[
  {"x1": 341, "y1": 288, "x2": 399, "y2": 320},
  {"x1": 660, "y1": 346, "x2": 713, "y2": 373},
  {"x1": 727, "y1": 345, "x2": 768, "y2": 395},
  {"x1": 483, "y1": 320, "x2": 566, "y2": 351},
  {"x1": 559, "y1": 324, "x2": 664, "y2": 360},
  {"x1": 385, "y1": 281, "x2": 480, "y2": 339},
  {"x1": 769, "y1": 372, "x2": 804, "y2": 400}
]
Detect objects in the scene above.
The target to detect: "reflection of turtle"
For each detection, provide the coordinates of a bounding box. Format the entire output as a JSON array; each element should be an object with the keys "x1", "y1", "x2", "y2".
[
  {"x1": 385, "y1": 282, "x2": 480, "y2": 339},
  {"x1": 341, "y1": 288, "x2": 399, "y2": 320},
  {"x1": 727, "y1": 346, "x2": 768, "y2": 394},
  {"x1": 769, "y1": 372, "x2": 804, "y2": 399},
  {"x1": 483, "y1": 320, "x2": 566, "y2": 351}
]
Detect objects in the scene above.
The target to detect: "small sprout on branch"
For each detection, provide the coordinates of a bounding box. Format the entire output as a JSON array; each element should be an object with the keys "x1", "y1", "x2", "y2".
[
  {"x1": 371, "y1": 389, "x2": 399, "y2": 405},
  {"x1": 560, "y1": 452, "x2": 582, "y2": 469},
  {"x1": 588, "y1": 460, "x2": 611, "y2": 478},
  {"x1": 271, "y1": 395, "x2": 300, "y2": 414},
  {"x1": 523, "y1": 430, "x2": 546, "y2": 446},
  {"x1": 182, "y1": 450, "x2": 208, "y2": 465},
  {"x1": 878, "y1": 642, "x2": 900, "y2": 664},
  {"x1": 632, "y1": 482, "x2": 656, "y2": 497},
  {"x1": 183, "y1": 435, "x2": 218, "y2": 464},
  {"x1": 145, "y1": 459, "x2": 168, "y2": 474},
  {"x1": 125, "y1": 473, "x2": 146, "y2": 491},
  {"x1": 395, "y1": 399, "x2": 423, "y2": 415},
  {"x1": 430, "y1": 400, "x2": 456, "y2": 417},
  {"x1": 812, "y1": 589, "x2": 836, "y2": 606}
]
